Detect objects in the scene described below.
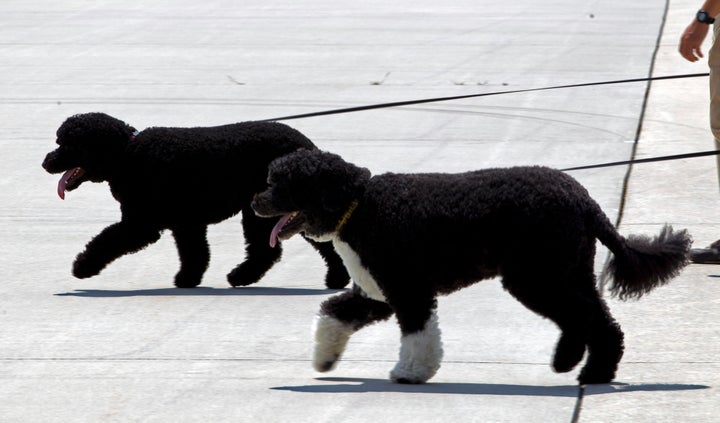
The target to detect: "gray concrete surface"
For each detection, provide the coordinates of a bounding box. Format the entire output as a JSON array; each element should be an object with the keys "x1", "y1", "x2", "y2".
[{"x1": 1, "y1": 0, "x2": 717, "y2": 421}]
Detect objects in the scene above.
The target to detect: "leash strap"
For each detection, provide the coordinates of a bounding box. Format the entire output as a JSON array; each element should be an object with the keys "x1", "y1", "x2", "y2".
[
  {"x1": 261, "y1": 73, "x2": 708, "y2": 122},
  {"x1": 562, "y1": 149, "x2": 720, "y2": 171},
  {"x1": 570, "y1": 384, "x2": 586, "y2": 423},
  {"x1": 258, "y1": 72, "x2": 715, "y2": 172}
]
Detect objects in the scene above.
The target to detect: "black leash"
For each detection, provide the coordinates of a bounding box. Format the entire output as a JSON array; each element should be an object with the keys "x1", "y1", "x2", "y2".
[
  {"x1": 571, "y1": 384, "x2": 586, "y2": 423},
  {"x1": 258, "y1": 72, "x2": 715, "y2": 172},
  {"x1": 562, "y1": 149, "x2": 720, "y2": 172},
  {"x1": 261, "y1": 73, "x2": 708, "y2": 122}
]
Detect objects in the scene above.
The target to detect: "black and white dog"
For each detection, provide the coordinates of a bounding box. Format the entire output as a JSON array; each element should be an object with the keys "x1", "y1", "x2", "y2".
[{"x1": 252, "y1": 149, "x2": 691, "y2": 384}]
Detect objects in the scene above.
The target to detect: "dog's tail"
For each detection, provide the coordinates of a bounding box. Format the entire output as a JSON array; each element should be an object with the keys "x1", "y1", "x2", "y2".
[{"x1": 593, "y1": 209, "x2": 691, "y2": 300}]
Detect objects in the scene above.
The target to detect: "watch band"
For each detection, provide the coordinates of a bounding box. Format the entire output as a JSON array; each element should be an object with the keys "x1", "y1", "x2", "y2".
[{"x1": 697, "y1": 10, "x2": 716, "y2": 24}]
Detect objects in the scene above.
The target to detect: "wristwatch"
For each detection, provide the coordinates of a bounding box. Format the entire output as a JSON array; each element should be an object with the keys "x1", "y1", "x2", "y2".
[{"x1": 697, "y1": 10, "x2": 716, "y2": 24}]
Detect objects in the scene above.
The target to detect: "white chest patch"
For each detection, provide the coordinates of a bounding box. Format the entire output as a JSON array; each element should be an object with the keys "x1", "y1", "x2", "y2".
[{"x1": 332, "y1": 239, "x2": 387, "y2": 302}]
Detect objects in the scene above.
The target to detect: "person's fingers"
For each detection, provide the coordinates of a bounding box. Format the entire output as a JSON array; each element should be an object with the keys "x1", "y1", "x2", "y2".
[
  {"x1": 679, "y1": 45, "x2": 699, "y2": 62},
  {"x1": 680, "y1": 40, "x2": 705, "y2": 62}
]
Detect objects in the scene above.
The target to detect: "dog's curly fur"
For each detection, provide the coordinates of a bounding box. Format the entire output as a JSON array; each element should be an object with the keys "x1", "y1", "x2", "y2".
[
  {"x1": 42, "y1": 113, "x2": 349, "y2": 289},
  {"x1": 252, "y1": 149, "x2": 691, "y2": 384}
]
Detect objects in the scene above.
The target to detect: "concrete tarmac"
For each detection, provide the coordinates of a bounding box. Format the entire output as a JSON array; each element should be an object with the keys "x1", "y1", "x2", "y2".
[{"x1": 1, "y1": 0, "x2": 718, "y2": 421}]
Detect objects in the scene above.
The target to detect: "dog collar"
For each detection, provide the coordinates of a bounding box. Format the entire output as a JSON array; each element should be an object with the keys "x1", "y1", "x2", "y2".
[{"x1": 335, "y1": 199, "x2": 359, "y2": 233}]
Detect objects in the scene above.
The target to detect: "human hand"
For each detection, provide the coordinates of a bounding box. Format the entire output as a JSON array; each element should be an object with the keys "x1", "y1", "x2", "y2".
[{"x1": 679, "y1": 21, "x2": 711, "y2": 62}]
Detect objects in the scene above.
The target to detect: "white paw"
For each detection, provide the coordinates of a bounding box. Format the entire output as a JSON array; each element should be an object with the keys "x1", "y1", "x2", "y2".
[
  {"x1": 389, "y1": 312, "x2": 443, "y2": 384},
  {"x1": 390, "y1": 363, "x2": 437, "y2": 384},
  {"x1": 312, "y1": 314, "x2": 354, "y2": 372}
]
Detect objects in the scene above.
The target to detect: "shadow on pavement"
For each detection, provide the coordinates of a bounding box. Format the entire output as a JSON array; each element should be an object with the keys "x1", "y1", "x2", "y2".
[
  {"x1": 54, "y1": 286, "x2": 343, "y2": 297},
  {"x1": 273, "y1": 377, "x2": 709, "y2": 397}
]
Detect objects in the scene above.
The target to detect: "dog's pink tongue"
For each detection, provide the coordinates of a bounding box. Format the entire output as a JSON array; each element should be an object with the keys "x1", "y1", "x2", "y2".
[
  {"x1": 58, "y1": 167, "x2": 85, "y2": 200},
  {"x1": 57, "y1": 168, "x2": 83, "y2": 200},
  {"x1": 269, "y1": 213, "x2": 293, "y2": 248}
]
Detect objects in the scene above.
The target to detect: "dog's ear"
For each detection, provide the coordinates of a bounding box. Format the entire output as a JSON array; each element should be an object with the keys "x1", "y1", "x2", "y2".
[
  {"x1": 319, "y1": 155, "x2": 371, "y2": 212},
  {"x1": 57, "y1": 112, "x2": 136, "y2": 153},
  {"x1": 268, "y1": 148, "x2": 371, "y2": 212}
]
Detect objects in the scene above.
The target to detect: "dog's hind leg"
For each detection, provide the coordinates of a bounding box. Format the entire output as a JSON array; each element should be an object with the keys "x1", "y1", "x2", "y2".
[
  {"x1": 502, "y1": 275, "x2": 587, "y2": 373},
  {"x1": 575, "y1": 297, "x2": 624, "y2": 384},
  {"x1": 73, "y1": 221, "x2": 161, "y2": 279},
  {"x1": 502, "y1": 271, "x2": 624, "y2": 384},
  {"x1": 314, "y1": 286, "x2": 394, "y2": 372},
  {"x1": 228, "y1": 206, "x2": 283, "y2": 287},
  {"x1": 171, "y1": 225, "x2": 210, "y2": 288},
  {"x1": 302, "y1": 236, "x2": 350, "y2": 289}
]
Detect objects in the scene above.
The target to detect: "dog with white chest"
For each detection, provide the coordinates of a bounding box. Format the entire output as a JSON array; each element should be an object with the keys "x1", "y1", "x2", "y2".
[{"x1": 252, "y1": 149, "x2": 691, "y2": 384}]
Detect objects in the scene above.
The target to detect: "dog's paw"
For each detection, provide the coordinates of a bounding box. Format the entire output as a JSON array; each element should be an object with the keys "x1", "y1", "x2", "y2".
[
  {"x1": 174, "y1": 271, "x2": 201, "y2": 288},
  {"x1": 389, "y1": 360, "x2": 438, "y2": 384},
  {"x1": 72, "y1": 255, "x2": 102, "y2": 279},
  {"x1": 577, "y1": 325, "x2": 623, "y2": 384},
  {"x1": 389, "y1": 314, "x2": 443, "y2": 384},
  {"x1": 226, "y1": 265, "x2": 261, "y2": 287},
  {"x1": 324, "y1": 266, "x2": 351, "y2": 289},
  {"x1": 577, "y1": 366, "x2": 616, "y2": 385},
  {"x1": 313, "y1": 314, "x2": 354, "y2": 372},
  {"x1": 389, "y1": 373, "x2": 427, "y2": 384},
  {"x1": 314, "y1": 354, "x2": 341, "y2": 373},
  {"x1": 552, "y1": 333, "x2": 586, "y2": 373}
]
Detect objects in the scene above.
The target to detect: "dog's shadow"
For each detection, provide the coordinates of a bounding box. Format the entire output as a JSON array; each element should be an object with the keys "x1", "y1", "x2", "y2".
[
  {"x1": 272, "y1": 377, "x2": 709, "y2": 397},
  {"x1": 55, "y1": 286, "x2": 342, "y2": 298}
]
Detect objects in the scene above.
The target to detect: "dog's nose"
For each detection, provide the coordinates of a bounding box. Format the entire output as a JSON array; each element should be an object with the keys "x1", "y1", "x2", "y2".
[{"x1": 41, "y1": 152, "x2": 55, "y2": 170}]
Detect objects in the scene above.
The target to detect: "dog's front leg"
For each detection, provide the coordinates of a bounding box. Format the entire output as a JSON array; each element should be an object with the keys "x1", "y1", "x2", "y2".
[
  {"x1": 171, "y1": 225, "x2": 209, "y2": 288},
  {"x1": 73, "y1": 221, "x2": 161, "y2": 279},
  {"x1": 390, "y1": 304, "x2": 444, "y2": 384},
  {"x1": 227, "y1": 206, "x2": 283, "y2": 287},
  {"x1": 313, "y1": 286, "x2": 393, "y2": 372},
  {"x1": 302, "y1": 236, "x2": 350, "y2": 289}
]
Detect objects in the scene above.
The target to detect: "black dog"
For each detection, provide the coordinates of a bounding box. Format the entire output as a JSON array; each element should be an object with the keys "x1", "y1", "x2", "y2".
[
  {"x1": 42, "y1": 113, "x2": 349, "y2": 289},
  {"x1": 252, "y1": 149, "x2": 691, "y2": 384}
]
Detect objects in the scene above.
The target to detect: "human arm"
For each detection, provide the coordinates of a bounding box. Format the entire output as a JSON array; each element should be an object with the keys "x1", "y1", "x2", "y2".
[{"x1": 679, "y1": 0, "x2": 720, "y2": 62}]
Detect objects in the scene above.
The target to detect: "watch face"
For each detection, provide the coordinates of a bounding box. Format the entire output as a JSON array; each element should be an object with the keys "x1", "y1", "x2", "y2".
[{"x1": 698, "y1": 10, "x2": 714, "y2": 23}]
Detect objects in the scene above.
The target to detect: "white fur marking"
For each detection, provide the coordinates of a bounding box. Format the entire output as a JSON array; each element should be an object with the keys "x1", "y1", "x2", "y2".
[
  {"x1": 313, "y1": 314, "x2": 355, "y2": 372},
  {"x1": 332, "y1": 239, "x2": 387, "y2": 302},
  {"x1": 390, "y1": 311, "x2": 443, "y2": 384}
]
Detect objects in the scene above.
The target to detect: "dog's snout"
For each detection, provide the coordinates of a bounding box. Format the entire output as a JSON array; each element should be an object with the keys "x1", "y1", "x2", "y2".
[
  {"x1": 251, "y1": 193, "x2": 273, "y2": 217},
  {"x1": 41, "y1": 151, "x2": 56, "y2": 171},
  {"x1": 250, "y1": 193, "x2": 263, "y2": 213}
]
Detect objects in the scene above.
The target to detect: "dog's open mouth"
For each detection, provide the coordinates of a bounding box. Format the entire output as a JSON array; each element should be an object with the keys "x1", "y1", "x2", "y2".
[
  {"x1": 269, "y1": 211, "x2": 305, "y2": 248},
  {"x1": 57, "y1": 167, "x2": 86, "y2": 200}
]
